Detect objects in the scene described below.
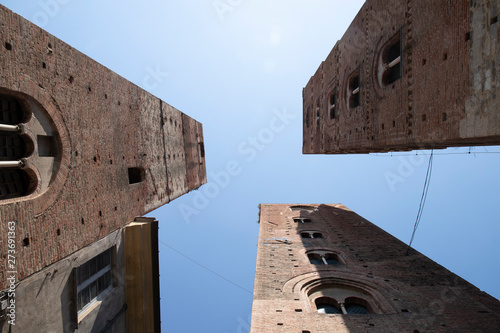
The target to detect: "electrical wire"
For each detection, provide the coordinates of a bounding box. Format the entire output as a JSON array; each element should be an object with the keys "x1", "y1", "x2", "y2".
[
  {"x1": 406, "y1": 149, "x2": 434, "y2": 255},
  {"x1": 158, "y1": 239, "x2": 253, "y2": 294}
]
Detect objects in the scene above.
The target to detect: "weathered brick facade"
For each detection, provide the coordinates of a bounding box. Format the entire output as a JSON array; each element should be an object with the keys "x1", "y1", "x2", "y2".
[
  {"x1": 0, "y1": 4, "x2": 206, "y2": 290},
  {"x1": 251, "y1": 204, "x2": 500, "y2": 332},
  {"x1": 303, "y1": 0, "x2": 500, "y2": 154}
]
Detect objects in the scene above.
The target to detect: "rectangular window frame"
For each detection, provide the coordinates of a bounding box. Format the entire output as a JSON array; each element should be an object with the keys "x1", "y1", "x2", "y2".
[{"x1": 75, "y1": 247, "x2": 115, "y2": 318}]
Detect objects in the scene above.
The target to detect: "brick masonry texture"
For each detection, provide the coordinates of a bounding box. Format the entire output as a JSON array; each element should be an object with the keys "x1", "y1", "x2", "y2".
[
  {"x1": 303, "y1": 0, "x2": 500, "y2": 154},
  {"x1": 250, "y1": 204, "x2": 500, "y2": 332},
  {"x1": 0, "y1": 4, "x2": 206, "y2": 289}
]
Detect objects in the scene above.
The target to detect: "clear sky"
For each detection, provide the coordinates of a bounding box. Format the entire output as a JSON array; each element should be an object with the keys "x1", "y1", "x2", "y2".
[{"x1": 2, "y1": 1, "x2": 499, "y2": 332}]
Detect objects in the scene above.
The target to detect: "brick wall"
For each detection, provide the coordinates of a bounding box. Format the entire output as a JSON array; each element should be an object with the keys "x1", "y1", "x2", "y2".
[
  {"x1": 251, "y1": 204, "x2": 500, "y2": 332},
  {"x1": 0, "y1": 4, "x2": 206, "y2": 289},
  {"x1": 303, "y1": 0, "x2": 500, "y2": 154}
]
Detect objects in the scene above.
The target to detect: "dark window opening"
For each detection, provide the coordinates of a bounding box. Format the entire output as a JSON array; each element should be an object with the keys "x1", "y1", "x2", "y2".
[
  {"x1": 305, "y1": 106, "x2": 311, "y2": 128},
  {"x1": 301, "y1": 232, "x2": 312, "y2": 239},
  {"x1": 324, "y1": 253, "x2": 339, "y2": 265},
  {"x1": 0, "y1": 168, "x2": 30, "y2": 200},
  {"x1": 308, "y1": 253, "x2": 324, "y2": 265},
  {"x1": 382, "y1": 34, "x2": 402, "y2": 86},
  {"x1": 199, "y1": 142, "x2": 205, "y2": 158},
  {"x1": 37, "y1": 135, "x2": 57, "y2": 157},
  {"x1": 128, "y1": 167, "x2": 144, "y2": 184},
  {"x1": 345, "y1": 303, "x2": 369, "y2": 314},
  {"x1": 328, "y1": 91, "x2": 337, "y2": 120},
  {"x1": 0, "y1": 134, "x2": 26, "y2": 160},
  {"x1": 0, "y1": 95, "x2": 26, "y2": 125},
  {"x1": 294, "y1": 218, "x2": 312, "y2": 223},
  {"x1": 316, "y1": 297, "x2": 342, "y2": 314},
  {"x1": 313, "y1": 232, "x2": 323, "y2": 238},
  {"x1": 348, "y1": 73, "x2": 360, "y2": 108}
]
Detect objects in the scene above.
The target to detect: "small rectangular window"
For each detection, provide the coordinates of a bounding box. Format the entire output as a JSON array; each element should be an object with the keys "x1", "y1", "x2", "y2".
[{"x1": 128, "y1": 167, "x2": 144, "y2": 184}]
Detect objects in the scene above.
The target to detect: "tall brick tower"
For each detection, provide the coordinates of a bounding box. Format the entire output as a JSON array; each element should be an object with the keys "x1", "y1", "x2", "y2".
[
  {"x1": 0, "y1": 4, "x2": 206, "y2": 291},
  {"x1": 251, "y1": 204, "x2": 500, "y2": 332},
  {"x1": 303, "y1": 0, "x2": 500, "y2": 154}
]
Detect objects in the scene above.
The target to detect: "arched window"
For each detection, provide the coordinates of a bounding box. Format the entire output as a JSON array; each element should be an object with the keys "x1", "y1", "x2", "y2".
[
  {"x1": 328, "y1": 91, "x2": 337, "y2": 120},
  {"x1": 346, "y1": 71, "x2": 360, "y2": 109},
  {"x1": 0, "y1": 168, "x2": 30, "y2": 199},
  {"x1": 311, "y1": 288, "x2": 373, "y2": 315},
  {"x1": 307, "y1": 251, "x2": 343, "y2": 266},
  {"x1": 301, "y1": 231, "x2": 323, "y2": 239},
  {"x1": 315, "y1": 297, "x2": 342, "y2": 314},
  {"x1": 0, "y1": 91, "x2": 61, "y2": 201},
  {"x1": 294, "y1": 218, "x2": 312, "y2": 224},
  {"x1": 379, "y1": 32, "x2": 402, "y2": 86}
]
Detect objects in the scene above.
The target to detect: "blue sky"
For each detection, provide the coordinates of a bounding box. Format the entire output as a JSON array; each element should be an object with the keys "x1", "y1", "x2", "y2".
[{"x1": 2, "y1": 1, "x2": 499, "y2": 332}]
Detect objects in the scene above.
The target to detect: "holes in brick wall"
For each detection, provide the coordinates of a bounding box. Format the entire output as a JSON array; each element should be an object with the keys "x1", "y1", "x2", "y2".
[
  {"x1": 422, "y1": 114, "x2": 427, "y2": 121},
  {"x1": 42, "y1": 62, "x2": 46, "y2": 69},
  {"x1": 276, "y1": 310, "x2": 282, "y2": 312},
  {"x1": 302, "y1": 331, "x2": 311, "y2": 333},
  {"x1": 442, "y1": 52, "x2": 448, "y2": 61},
  {"x1": 381, "y1": 123, "x2": 384, "y2": 130},
  {"x1": 277, "y1": 323, "x2": 283, "y2": 326},
  {"x1": 99, "y1": 210, "x2": 102, "y2": 217},
  {"x1": 81, "y1": 218, "x2": 84, "y2": 225},
  {"x1": 68, "y1": 75, "x2": 74, "y2": 83},
  {"x1": 422, "y1": 59, "x2": 427, "y2": 66},
  {"x1": 401, "y1": 309, "x2": 409, "y2": 312},
  {"x1": 465, "y1": 32, "x2": 471, "y2": 41},
  {"x1": 295, "y1": 309, "x2": 302, "y2": 312},
  {"x1": 74, "y1": 151, "x2": 78, "y2": 157},
  {"x1": 23, "y1": 237, "x2": 29, "y2": 246},
  {"x1": 478, "y1": 310, "x2": 490, "y2": 313},
  {"x1": 442, "y1": 113, "x2": 447, "y2": 121},
  {"x1": 56, "y1": 229, "x2": 61, "y2": 236},
  {"x1": 491, "y1": 15, "x2": 498, "y2": 25},
  {"x1": 87, "y1": 86, "x2": 92, "y2": 93},
  {"x1": 4, "y1": 42, "x2": 12, "y2": 50},
  {"x1": 392, "y1": 120, "x2": 395, "y2": 127},
  {"x1": 93, "y1": 156, "x2": 97, "y2": 162}
]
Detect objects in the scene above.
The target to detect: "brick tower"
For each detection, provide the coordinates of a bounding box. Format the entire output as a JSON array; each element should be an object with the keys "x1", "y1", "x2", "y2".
[
  {"x1": 251, "y1": 204, "x2": 500, "y2": 332},
  {"x1": 0, "y1": 4, "x2": 206, "y2": 291},
  {"x1": 303, "y1": 0, "x2": 500, "y2": 154}
]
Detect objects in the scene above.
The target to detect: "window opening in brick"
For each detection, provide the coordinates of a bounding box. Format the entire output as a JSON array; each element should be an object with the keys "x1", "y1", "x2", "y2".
[
  {"x1": 301, "y1": 231, "x2": 323, "y2": 239},
  {"x1": 316, "y1": 297, "x2": 342, "y2": 314},
  {"x1": 0, "y1": 134, "x2": 26, "y2": 160},
  {"x1": 0, "y1": 95, "x2": 26, "y2": 125},
  {"x1": 76, "y1": 248, "x2": 113, "y2": 313},
  {"x1": 344, "y1": 297, "x2": 370, "y2": 314},
  {"x1": 294, "y1": 218, "x2": 312, "y2": 223},
  {"x1": 0, "y1": 168, "x2": 30, "y2": 200},
  {"x1": 347, "y1": 72, "x2": 360, "y2": 108},
  {"x1": 308, "y1": 252, "x2": 342, "y2": 266},
  {"x1": 381, "y1": 34, "x2": 401, "y2": 86},
  {"x1": 4, "y1": 42, "x2": 12, "y2": 50},
  {"x1": 37, "y1": 135, "x2": 57, "y2": 157},
  {"x1": 308, "y1": 253, "x2": 324, "y2": 265},
  {"x1": 328, "y1": 91, "x2": 337, "y2": 120},
  {"x1": 128, "y1": 167, "x2": 144, "y2": 184}
]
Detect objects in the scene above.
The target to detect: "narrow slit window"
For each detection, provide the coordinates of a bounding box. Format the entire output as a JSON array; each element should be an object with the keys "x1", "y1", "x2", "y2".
[{"x1": 328, "y1": 91, "x2": 337, "y2": 120}]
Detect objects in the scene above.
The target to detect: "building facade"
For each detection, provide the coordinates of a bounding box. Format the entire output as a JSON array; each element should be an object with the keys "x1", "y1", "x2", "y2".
[
  {"x1": 303, "y1": 0, "x2": 499, "y2": 154},
  {"x1": 251, "y1": 204, "x2": 500, "y2": 332},
  {"x1": 0, "y1": 3, "x2": 206, "y2": 332}
]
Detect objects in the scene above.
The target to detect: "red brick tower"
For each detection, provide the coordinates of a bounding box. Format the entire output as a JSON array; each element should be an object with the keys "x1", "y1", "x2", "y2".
[
  {"x1": 303, "y1": 0, "x2": 500, "y2": 154},
  {"x1": 0, "y1": 4, "x2": 206, "y2": 290},
  {"x1": 251, "y1": 204, "x2": 500, "y2": 332}
]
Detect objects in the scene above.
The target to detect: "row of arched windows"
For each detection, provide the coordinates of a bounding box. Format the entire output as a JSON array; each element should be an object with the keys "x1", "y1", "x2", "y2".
[
  {"x1": 322, "y1": 31, "x2": 402, "y2": 121},
  {"x1": 0, "y1": 94, "x2": 33, "y2": 199}
]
